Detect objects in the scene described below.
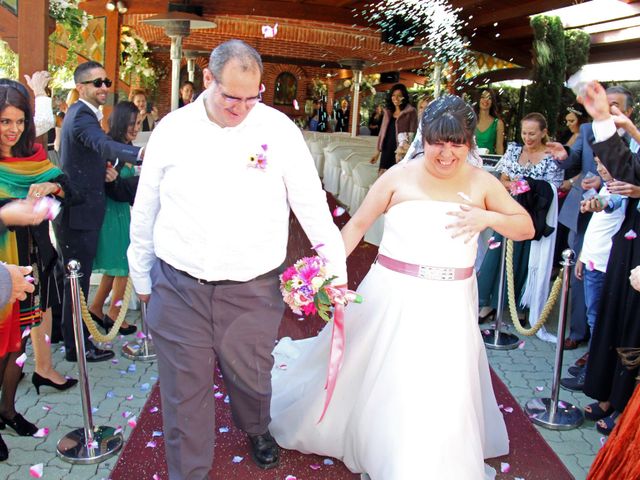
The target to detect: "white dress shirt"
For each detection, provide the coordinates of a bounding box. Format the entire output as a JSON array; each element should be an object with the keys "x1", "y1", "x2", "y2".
[{"x1": 128, "y1": 95, "x2": 347, "y2": 294}]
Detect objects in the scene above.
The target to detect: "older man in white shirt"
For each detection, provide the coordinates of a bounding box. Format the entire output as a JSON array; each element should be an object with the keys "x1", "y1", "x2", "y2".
[{"x1": 128, "y1": 40, "x2": 347, "y2": 479}]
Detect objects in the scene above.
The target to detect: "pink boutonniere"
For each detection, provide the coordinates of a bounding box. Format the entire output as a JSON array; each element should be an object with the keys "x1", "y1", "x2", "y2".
[{"x1": 248, "y1": 144, "x2": 268, "y2": 170}]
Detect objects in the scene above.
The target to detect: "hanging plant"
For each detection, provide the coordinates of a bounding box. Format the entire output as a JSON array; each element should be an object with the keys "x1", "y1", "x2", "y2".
[
  {"x1": 120, "y1": 27, "x2": 157, "y2": 91},
  {"x1": 49, "y1": 0, "x2": 91, "y2": 68}
]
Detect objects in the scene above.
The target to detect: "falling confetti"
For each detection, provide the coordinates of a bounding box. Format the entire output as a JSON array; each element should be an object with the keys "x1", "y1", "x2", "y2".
[
  {"x1": 111, "y1": 358, "x2": 119, "y2": 365},
  {"x1": 503, "y1": 407, "x2": 513, "y2": 413},
  {"x1": 141, "y1": 383, "x2": 151, "y2": 391},
  {"x1": 293, "y1": 99, "x2": 299, "y2": 110},
  {"x1": 488, "y1": 241, "x2": 501, "y2": 250},
  {"x1": 518, "y1": 341, "x2": 525, "y2": 349},
  {"x1": 332, "y1": 206, "x2": 346, "y2": 217},
  {"x1": 128, "y1": 364, "x2": 137, "y2": 372},
  {"x1": 152, "y1": 431, "x2": 163, "y2": 437},
  {"x1": 285, "y1": 476, "x2": 298, "y2": 480},
  {"x1": 42, "y1": 405, "x2": 52, "y2": 412},
  {"x1": 136, "y1": 331, "x2": 147, "y2": 339},
  {"x1": 535, "y1": 386, "x2": 544, "y2": 392},
  {"x1": 500, "y1": 462, "x2": 510, "y2": 473},
  {"x1": 224, "y1": 395, "x2": 230, "y2": 404},
  {"x1": 126, "y1": 395, "x2": 134, "y2": 400},
  {"x1": 15, "y1": 352, "x2": 27, "y2": 368},
  {"x1": 599, "y1": 436, "x2": 606, "y2": 447},
  {"x1": 588, "y1": 260, "x2": 595, "y2": 271},
  {"x1": 87, "y1": 440, "x2": 98, "y2": 449},
  {"x1": 22, "y1": 327, "x2": 31, "y2": 339},
  {"x1": 149, "y1": 406, "x2": 159, "y2": 413},
  {"x1": 127, "y1": 416, "x2": 137, "y2": 428},
  {"x1": 214, "y1": 392, "x2": 224, "y2": 399},
  {"x1": 44, "y1": 334, "x2": 50, "y2": 345},
  {"x1": 115, "y1": 426, "x2": 123, "y2": 434},
  {"x1": 323, "y1": 458, "x2": 335, "y2": 465},
  {"x1": 261, "y1": 23, "x2": 278, "y2": 38},
  {"x1": 29, "y1": 463, "x2": 44, "y2": 478},
  {"x1": 153, "y1": 475, "x2": 161, "y2": 480},
  {"x1": 122, "y1": 411, "x2": 133, "y2": 418},
  {"x1": 219, "y1": 426, "x2": 229, "y2": 433},
  {"x1": 457, "y1": 192, "x2": 472, "y2": 203},
  {"x1": 310, "y1": 464, "x2": 322, "y2": 470},
  {"x1": 92, "y1": 407, "x2": 99, "y2": 414},
  {"x1": 146, "y1": 440, "x2": 157, "y2": 448},
  {"x1": 624, "y1": 229, "x2": 637, "y2": 240},
  {"x1": 232, "y1": 455, "x2": 244, "y2": 463}
]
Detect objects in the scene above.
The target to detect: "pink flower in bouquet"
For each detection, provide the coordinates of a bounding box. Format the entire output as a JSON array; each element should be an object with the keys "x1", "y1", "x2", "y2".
[
  {"x1": 509, "y1": 178, "x2": 530, "y2": 196},
  {"x1": 248, "y1": 144, "x2": 268, "y2": 170}
]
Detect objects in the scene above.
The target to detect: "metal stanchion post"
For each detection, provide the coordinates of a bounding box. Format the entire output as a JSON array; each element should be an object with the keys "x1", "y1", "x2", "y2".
[
  {"x1": 524, "y1": 249, "x2": 584, "y2": 430},
  {"x1": 483, "y1": 238, "x2": 520, "y2": 350},
  {"x1": 57, "y1": 260, "x2": 123, "y2": 464},
  {"x1": 122, "y1": 300, "x2": 156, "y2": 361}
]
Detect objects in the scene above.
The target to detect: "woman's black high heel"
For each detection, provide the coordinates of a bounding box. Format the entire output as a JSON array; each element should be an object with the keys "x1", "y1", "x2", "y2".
[
  {"x1": 0, "y1": 433, "x2": 8, "y2": 461},
  {"x1": 32, "y1": 372, "x2": 78, "y2": 395},
  {"x1": 0, "y1": 413, "x2": 38, "y2": 436}
]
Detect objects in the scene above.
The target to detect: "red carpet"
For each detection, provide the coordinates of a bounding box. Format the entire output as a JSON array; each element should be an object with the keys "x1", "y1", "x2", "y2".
[{"x1": 111, "y1": 195, "x2": 574, "y2": 480}]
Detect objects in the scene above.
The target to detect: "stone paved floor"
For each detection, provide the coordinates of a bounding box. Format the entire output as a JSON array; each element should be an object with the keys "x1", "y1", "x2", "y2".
[{"x1": 0, "y1": 293, "x2": 601, "y2": 480}]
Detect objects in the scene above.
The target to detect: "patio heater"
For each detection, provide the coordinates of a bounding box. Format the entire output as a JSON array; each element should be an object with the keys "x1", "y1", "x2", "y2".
[
  {"x1": 339, "y1": 58, "x2": 369, "y2": 137},
  {"x1": 142, "y1": 12, "x2": 215, "y2": 111},
  {"x1": 183, "y1": 46, "x2": 211, "y2": 82}
]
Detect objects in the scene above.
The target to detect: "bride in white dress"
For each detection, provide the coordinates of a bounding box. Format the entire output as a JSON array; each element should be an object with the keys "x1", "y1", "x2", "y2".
[{"x1": 270, "y1": 95, "x2": 534, "y2": 479}]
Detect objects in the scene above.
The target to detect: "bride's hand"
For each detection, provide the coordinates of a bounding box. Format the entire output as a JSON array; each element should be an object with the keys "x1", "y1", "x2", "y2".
[{"x1": 446, "y1": 204, "x2": 488, "y2": 243}]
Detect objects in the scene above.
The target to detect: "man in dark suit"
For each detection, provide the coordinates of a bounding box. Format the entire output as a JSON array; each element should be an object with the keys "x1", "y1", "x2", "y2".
[{"x1": 54, "y1": 61, "x2": 142, "y2": 362}]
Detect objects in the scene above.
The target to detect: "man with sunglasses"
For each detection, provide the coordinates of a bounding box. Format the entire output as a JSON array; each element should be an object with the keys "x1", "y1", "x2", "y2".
[
  {"x1": 128, "y1": 40, "x2": 347, "y2": 479},
  {"x1": 54, "y1": 61, "x2": 142, "y2": 364}
]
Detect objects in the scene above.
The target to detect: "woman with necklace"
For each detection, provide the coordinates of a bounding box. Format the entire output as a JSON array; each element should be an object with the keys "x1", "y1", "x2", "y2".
[{"x1": 477, "y1": 113, "x2": 563, "y2": 342}]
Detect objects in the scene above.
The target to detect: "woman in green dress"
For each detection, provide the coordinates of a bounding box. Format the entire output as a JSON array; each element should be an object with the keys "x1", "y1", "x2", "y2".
[
  {"x1": 475, "y1": 88, "x2": 505, "y2": 155},
  {"x1": 89, "y1": 102, "x2": 140, "y2": 335}
]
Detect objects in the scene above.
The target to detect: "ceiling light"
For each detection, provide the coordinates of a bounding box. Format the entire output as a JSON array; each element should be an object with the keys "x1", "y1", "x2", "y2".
[
  {"x1": 106, "y1": 0, "x2": 116, "y2": 11},
  {"x1": 117, "y1": 1, "x2": 128, "y2": 14}
]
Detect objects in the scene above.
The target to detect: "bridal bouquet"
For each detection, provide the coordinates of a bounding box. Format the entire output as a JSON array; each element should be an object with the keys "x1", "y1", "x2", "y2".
[{"x1": 280, "y1": 253, "x2": 361, "y2": 322}]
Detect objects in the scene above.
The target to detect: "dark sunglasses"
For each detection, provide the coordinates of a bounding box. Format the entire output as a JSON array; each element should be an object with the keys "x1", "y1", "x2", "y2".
[{"x1": 80, "y1": 78, "x2": 112, "y2": 88}]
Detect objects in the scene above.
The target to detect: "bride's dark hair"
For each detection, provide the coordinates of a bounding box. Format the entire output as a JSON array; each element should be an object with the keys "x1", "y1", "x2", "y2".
[{"x1": 421, "y1": 95, "x2": 477, "y2": 147}]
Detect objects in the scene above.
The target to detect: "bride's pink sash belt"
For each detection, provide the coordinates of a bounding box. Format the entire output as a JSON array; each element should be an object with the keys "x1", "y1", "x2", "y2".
[{"x1": 376, "y1": 254, "x2": 473, "y2": 281}]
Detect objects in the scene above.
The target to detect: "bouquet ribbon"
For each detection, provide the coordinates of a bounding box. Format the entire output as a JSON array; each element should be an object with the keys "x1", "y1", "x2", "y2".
[{"x1": 317, "y1": 287, "x2": 360, "y2": 423}]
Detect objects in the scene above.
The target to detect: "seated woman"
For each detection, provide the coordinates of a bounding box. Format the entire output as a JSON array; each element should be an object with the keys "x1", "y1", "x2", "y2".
[
  {"x1": 129, "y1": 89, "x2": 158, "y2": 132},
  {"x1": 476, "y1": 113, "x2": 563, "y2": 342},
  {"x1": 271, "y1": 95, "x2": 534, "y2": 479}
]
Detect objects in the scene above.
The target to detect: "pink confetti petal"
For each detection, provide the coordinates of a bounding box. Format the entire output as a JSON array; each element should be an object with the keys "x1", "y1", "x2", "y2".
[
  {"x1": 146, "y1": 440, "x2": 157, "y2": 448},
  {"x1": 285, "y1": 476, "x2": 298, "y2": 480},
  {"x1": 126, "y1": 395, "x2": 134, "y2": 401},
  {"x1": 332, "y1": 206, "x2": 345, "y2": 217},
  {"x1": 115, "y1": 426, "x2": 123, "y2": 435},
  {"x1": 136, "y1": 331, "x2": 147, "y2": 339},
  {"x1": 44, "y1": 334, "x2": 51, "y2": 345},
  {"x1": 29, "y1": 463, "x2": 44, "y2": 478},
  {"x1": 22, "y1": 327, "x2": 31, "y2": 339},
  {"x1": 122, "y1": 411, "x2": 132, "y2": 418},
  {"x1": 87, "y1": 440, "x2": 98, "y2": 449},
  {"x1": 277, "y1": 363, "x2": 288, "y2": 370},
  {"x1": 501, "y1": 462, "x2": 510, "y2": 473},
  {"x1": 488, "y1": 241, "x2": 501, "y2": 250},
  {"x1": 293, "y1": 99, "x2": 299, "y2": 110},
  {"x1": 115, "y1": 299, "x2": 123, "y2": 307},
  {"x1": 153, "y1": 475, "x2": 161, "y2": 480},
  {"x1": 149, "y1": 406, "x2": 159, "y2": 413},
  {"x1": 482, "y1": 329, "x2": 490, "y2": 336},
  {"x1": 214, "y1": 392, "x2": 224, "y2": 399},
  {"x1": 535, "y1": 386, "x2": 544, "y2": 392},
  {"x1": 503, "y1": 407, "x2": 514, "y2": 413},
  {"x1": 488, "y1": 236, "x2": 495, "y2": 244},
  {"x1": 15, "y1": 352, "x2": 27, "y2": 368},
  {"x1": 127, "y1": 416, "x2": 137, "y2": 428},
  {"x1": 625, "y1": 229, "x2": 637, "y2": 240},
  {"x1": 310, "y1": 464, "x2": 321, "y2": 470},
  {"x1": 588, "y1": 260, "x2": 595, "y2": 271},
  {"x1": 259, "y1": 83, "x2": 266, "y2": 94},
  {"x1": 600, "y1": 436, "x2": 606, "y2": 447},
  {"x1": 518, "y1": 340, "x2": 526, "y2": 349},
  {"x1": 33, "y1": 427, "x2": 49, "y2": 438},
  {"x1": 42, "y1": 405, "x2": 52, "y2": 411}
]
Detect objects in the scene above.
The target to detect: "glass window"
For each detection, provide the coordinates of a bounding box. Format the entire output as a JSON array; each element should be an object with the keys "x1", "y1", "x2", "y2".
[{"x1": 274, "y1": 72, "x2": 297, "y2": 105}]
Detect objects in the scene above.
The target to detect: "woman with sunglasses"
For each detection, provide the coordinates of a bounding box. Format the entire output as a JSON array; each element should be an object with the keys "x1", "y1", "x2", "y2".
[
  {"x1": 89, "y1": 101, "x2": 140, "y2": 335},
  {"x1": 0, "y1": 85, "x2": 77, "y2": 460}
]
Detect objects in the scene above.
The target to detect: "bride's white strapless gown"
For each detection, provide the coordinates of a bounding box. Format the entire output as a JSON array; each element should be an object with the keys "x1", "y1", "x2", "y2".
[{"x1": 270, "y1": 200, "x2": 509, "y2": 479}]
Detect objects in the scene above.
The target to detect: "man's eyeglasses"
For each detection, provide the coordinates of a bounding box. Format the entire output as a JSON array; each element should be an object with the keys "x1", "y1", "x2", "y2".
[
  {"x1": 79, "y1": 78, "x2": 112, "y2": 88},
  {"x1": 215, "y1": 80, "x2": 261, "y2": 107}
]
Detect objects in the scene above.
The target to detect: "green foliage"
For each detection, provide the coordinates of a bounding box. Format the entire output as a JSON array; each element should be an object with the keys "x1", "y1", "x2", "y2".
[
  {"x1": 49, "y1": 0, "x2": 92, "y2": 70},
  {"x1": 120, "y1": 27, "x2": 157, "y2": 92},
  {"x1": 564, "y1": 29, "x2": 590, "y2": 77},
  {"x1": 527, "y1": 15, "x2": 567, "y2": 136},
  {"x1": 0, "y1": 41, "x2": 18, "y2": 79}
]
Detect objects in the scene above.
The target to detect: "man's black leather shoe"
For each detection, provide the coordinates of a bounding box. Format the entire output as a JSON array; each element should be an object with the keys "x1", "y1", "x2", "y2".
[
  {"x1": 248, "y1": 431, "x2": 280, "y2": 469},
  {"x1": 65, "y1": 347, "x2": 115, "y2": 363},
  {"x1": 560, "y1": 371, "x2": 586, "y2": 391}
]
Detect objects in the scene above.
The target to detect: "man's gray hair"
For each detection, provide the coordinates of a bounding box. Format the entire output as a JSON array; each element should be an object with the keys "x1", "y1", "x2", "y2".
[
  {"x1": 606, "y1": 85, "x2": 634, "y2": 111},
  {"x1": 208, "y1": 40, "x2": 263, "y2": 80}
]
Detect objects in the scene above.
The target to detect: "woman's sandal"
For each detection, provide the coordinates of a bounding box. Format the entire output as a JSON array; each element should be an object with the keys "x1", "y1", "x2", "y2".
[
  {"x1": 596, "y1": 411, "x2": 620, "y2": 436},
  {"x1": 584, "y1": 402, "x2": 615, "y2": 421}
]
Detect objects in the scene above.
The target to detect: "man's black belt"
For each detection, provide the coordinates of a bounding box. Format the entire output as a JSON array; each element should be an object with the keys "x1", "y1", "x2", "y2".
[{"x1": 174, "y1": 264, "x2": 283, "y2": 286}]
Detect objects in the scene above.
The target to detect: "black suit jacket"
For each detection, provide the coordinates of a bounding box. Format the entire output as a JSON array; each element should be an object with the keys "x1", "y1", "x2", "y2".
[
  {"x1": 592, "y1": 133, "x2": 640, "y2": 186},
  {"x1": 58, "y1": 101, "x2": 140, "y2": 231}
]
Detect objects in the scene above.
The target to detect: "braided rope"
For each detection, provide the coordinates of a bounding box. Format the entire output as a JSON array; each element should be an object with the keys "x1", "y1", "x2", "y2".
[
  {"x1": 77, "y1": 277, "x2": 135, "y2": 343},
  {"x1": 504, "y1": 239, "x2": 563, "y2": 336}
]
